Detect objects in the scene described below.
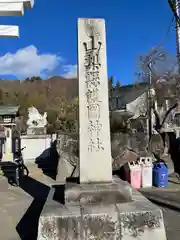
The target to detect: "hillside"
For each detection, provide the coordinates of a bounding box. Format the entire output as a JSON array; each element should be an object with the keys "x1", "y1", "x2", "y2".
[
  {"x1": 0, "y1": 76, "x2": 78, "y2": 133},
  {"x1": 0, "y1": 76, "x2": 78, "y2": 108},
  {"x1": 0, "y1": 76, "x2": 122, "y2": 133}
]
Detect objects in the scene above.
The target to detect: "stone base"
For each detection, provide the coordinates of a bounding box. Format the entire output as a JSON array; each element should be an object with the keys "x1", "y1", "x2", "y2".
[
  {"x1": 65, "y1": 177, "x2": 132, "y2": 205},
  {"x1": 37, "y1": 178, "x2": 167, "y2": 240},
  {"x1": 27, "y1": 127, "x2": 46, "y2": 135}
]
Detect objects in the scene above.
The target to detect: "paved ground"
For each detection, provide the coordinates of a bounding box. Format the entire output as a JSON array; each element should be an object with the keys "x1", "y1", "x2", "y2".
[
  {"x1": 139, "y1": 179, "x2": 180, "y2": 239},
  {"x1": 0, "y1": 163, "x2": 179, "y2": 239},
  {"x1": 140, "y1": 181, "x2": 180, "y2": 210},
  {"x1": 162, "y1": 206, "x2": 180, "y2": 240},
  {"x1": 0, "y1": 164, "x2": 52, "y2": 240},
  {"x1": 0, "y1": 184, "x2": 33, "y2": 240}
]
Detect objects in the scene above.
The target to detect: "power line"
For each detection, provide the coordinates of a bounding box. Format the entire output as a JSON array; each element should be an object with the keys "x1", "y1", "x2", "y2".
[
  {"x1": 135, "y1": 15, "x2": 175, "y2": 86},
  {"x1": 143, "y1": 16, "x2": 175, "y2": 76},
  {"x1": 140, "y1": 16, "x2": 174, "y2": 67},
  {"x1": 158, "y1": 16, "x2": 175, "y2": 48}
]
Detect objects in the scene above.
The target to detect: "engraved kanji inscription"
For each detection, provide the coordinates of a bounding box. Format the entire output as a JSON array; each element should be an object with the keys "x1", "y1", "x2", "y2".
[
  {"x1": 88, "y1": 138, "x2": 95, "y2": 152},
  {"x1": 96, "y1": 138, "x2": 104, "y2": 151},
  {"x1": 87, "y1": 103, "x2": 100, "y2": 119},
  {"x1": 86, "y1": 88, "x2": 100, "y2": 104},
  {"x1": 83, "y1": 36, "x2": 102, "y2": 71},
  {"x1": 85, "y1": 71, "x2": 100, "y2": 88},
  {"x1": 88, "y1": 137, "x2": 104, "y2": 152},
  {"x1": 88, "y1": 120, "x2": 102, "y2": 137},
  {"x1": 82, "y1": 21, "x2": 105, "y2": 153}
]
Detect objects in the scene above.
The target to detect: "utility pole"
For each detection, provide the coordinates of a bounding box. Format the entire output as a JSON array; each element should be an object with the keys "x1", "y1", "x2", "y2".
[
  {"x1": 168, "y1": 0, "x2": 180, "y2": 72},
  {"x1": 147, "y1": 62, "x2": 152, "y2": 144},
  {"x1": 175, "y1": 0, "x2": 180, "y2": 72}
]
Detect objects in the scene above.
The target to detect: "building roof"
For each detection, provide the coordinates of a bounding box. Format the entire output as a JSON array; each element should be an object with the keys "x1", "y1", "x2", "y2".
[
  {"x1": 109, "y1": 82, "x2": 148, "y2": 110},
  {"x1": 0, "y1": 106, "x2": 19, "y2": 115}
]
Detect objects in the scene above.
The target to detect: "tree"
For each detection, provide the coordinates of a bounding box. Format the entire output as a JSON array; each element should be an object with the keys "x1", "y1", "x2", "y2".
[
  {"x1": 137, "y1": 48, "x2": 179, "y2": 123},
  {"x1": 25, "y1": 76, "x2": 42, "y2": 82},
  {"x1": 0, "y1": 88, "x2": 3, "y2": 104},
  {"x1": 46, "y1": 123, "x2": 55, "y2": 134},
  {"x1": 0, "y1": 75, "x2": 79, "y2": 132},
  {"x1": 137, "y1": 47, "x2": 178, "y2": 100},
  {"x1": 47, "y1": 109, "x2": 58, "y2": 124},
  {"x1": 108, "y1": 76, "x2": 114, "y2": 91},
  {"x1": 116, "y1": 80, "x2": 121, "y2": 89},
  {"x1": 138, "y1": 48, "x2": 180, "y2": 161}
]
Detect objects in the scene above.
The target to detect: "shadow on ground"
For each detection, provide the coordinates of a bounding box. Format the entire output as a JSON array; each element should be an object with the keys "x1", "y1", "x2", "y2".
[
  {"x1": 35, "y1": 140, "x2": 59, "y2": 180},
  {"x1": 16, "y1": 176, "x2": 50, "y2": 240},
  {"x1": 113, "y1": 168, "x2": 126, "y2": 181},
  {"x1": 0, "y1": 161, "x2": 19, "y2": 186}
]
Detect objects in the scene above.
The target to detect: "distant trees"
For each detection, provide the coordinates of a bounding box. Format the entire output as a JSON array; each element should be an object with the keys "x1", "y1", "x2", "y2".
[
  {"x1": 25, "y1": 76, "x2": 42, "y2": 82},
  {"x1": 0, "y1": 76, "x2": 78, "y2": 133},
  {"x1": 108, "y1": 76, "x2": 114, "y2": 90},
  {"x1": 0, "y1": 88, "x2": 3, "y2": 104},
  {"x1": 116, "y1": 80, "x2": 121, "y2": 89},
  {"x1": 108, "y1": 76, "x2": 122, "y2": 94},
  {"x1": 0, "y1": 75, "x2": 123, "y2": 134}
]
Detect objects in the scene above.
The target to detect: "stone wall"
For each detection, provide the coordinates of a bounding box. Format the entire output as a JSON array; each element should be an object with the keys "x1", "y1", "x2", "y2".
[
  {"x1": 55, "y1": 131, "x2": 149, "y2": 181},
  {"x1": 111, "y1": 131, "x2": 148, "y2": 156}
]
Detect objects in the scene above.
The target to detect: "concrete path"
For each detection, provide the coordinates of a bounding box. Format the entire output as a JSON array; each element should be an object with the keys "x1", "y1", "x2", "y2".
[
  {"x1": 0, "y1": 163, "x2": 52, "y2": 240},
  {"x1": 0, "y1": 184, "x2": 32, "y2": 240}
]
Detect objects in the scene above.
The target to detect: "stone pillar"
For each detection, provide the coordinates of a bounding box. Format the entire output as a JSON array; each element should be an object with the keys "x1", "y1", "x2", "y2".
[
  {"x1": 78, "y1": 18, "x2": 112, "y2": 183},
  {"x1": 6, "y1": 128, "x2": 12, "y2": 152},
  {"x1": 2, "y1": 127, "x2": 13, "y2": 161}
]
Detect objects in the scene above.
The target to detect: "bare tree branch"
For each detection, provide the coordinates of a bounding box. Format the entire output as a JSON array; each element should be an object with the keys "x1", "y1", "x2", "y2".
[{"x1": 160, "y1": 102, "x2": 178, "y2": 129}]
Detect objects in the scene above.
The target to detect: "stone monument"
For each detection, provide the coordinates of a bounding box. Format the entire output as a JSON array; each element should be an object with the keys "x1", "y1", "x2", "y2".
[
  {"x1": 78, "y1": 18, "x2": 112, "y2": 183},
  {"x1": 26, "y1": 106, "x2": 47, "y2": 135},
  {"x1": 38, "y1": 19, "x2": 167, "y2": 239}
]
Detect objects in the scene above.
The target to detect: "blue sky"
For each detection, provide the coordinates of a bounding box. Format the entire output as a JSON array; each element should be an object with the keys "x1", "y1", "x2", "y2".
[{"x1": 0, "y1": 0, "x2": 177, "y2": 84}]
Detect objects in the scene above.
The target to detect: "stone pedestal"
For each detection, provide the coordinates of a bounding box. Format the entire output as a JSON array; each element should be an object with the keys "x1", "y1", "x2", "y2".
[
  {"x1": 27, "y1": 127, "x2": 46, "y2": 135},
  {"x1": 37, "y1": 178, "x2": 167, "y2": 240},
  {"x1": 65, "y1": 178, "x2": 132, "y2": 205}
]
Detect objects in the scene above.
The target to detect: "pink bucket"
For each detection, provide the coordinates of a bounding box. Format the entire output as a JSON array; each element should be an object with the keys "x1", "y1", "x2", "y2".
[{"x1": 126, "y1": 161, "x2": 141, "y2": 189}]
